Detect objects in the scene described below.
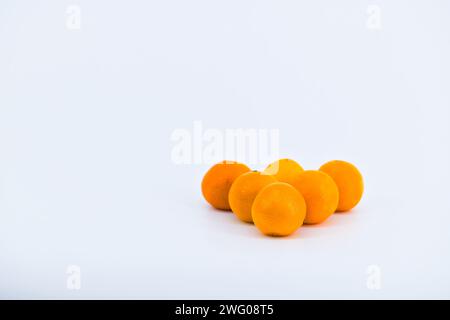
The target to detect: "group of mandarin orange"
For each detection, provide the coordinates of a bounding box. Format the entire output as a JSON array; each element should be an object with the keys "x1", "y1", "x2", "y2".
[{"x1": 201, "y1": 159, "x2": 364, "y2": 237}]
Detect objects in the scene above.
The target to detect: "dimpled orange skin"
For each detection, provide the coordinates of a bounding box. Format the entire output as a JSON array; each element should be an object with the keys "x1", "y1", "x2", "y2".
[
  {"x1": 290, "y1": 170, "x2": 339, "y2": 225},
  {"x1": 228, "y1": 171, "x2": 277, "y2": 223},
  {"x1": 262, "y1": 158, "x2": 304, "y2": 185},
  {"x1": 201, "y1": 161, "x2": 251, "y2": 210},
  {"x1": 252, "y1": 182, "x2": 306, "y2": 237},
  {"x1": 319, "y1": 160, "x2": 364, "y2": 212}
]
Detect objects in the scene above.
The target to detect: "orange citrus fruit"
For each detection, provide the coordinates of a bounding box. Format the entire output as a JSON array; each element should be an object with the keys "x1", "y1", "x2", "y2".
[
  {"x1": 319, "y1": 160, "x2": 364, "y2": 212},
  {"x1": 263, "y1": 158, "x2": 304, "y2": 185},
  {"x1": 201, "y1": 161, "x2": 250, "y2": 210},
  {"x1": 228, "y1": 171, "x2": 277, "y2": 223},
  {"x1": 291, "y1": 170, "x2": 339, "y2": 224},
  {"x1": 252, "y1": 182, "x2": 306, "y2": 236}
]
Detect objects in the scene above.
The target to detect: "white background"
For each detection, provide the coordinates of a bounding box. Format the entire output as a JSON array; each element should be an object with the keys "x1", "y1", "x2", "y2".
[{"x1": 1, "y1": 0, "x2": 450, "y2": 299}]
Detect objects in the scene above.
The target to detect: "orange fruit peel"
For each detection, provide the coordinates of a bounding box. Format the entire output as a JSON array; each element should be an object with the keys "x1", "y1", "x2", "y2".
[
  {"x1": 319, "y1": 160, "x2": 364, "y2": 212},
  {"x1": 291, "y1": 170, "x2": 339, "y2": 224},
  {"x1": 201, "y1": 161, "x2": 251, "y2": 210},
  {"x1": 252, "y1": 182, "x2": 306, "y2": 236},
  {"x1": 263, "y1": 158, "x2": 304, "y2": 185},
  {"x1": 229, "y1": 171, "x2": 277, "y2": 223}
]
